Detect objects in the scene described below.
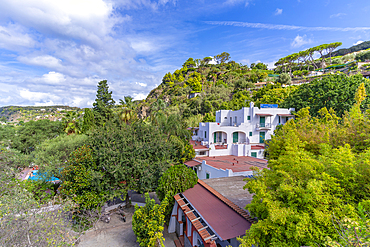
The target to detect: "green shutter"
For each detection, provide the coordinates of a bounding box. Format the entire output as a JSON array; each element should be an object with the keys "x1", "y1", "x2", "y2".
[
  {"x1": 214, "y1": 132, "x2": 217, "y2": 143},
  {"x1": 259, "y1": 132, "x2": 266, "y2": 143},
  {"x1": 206, "y1": 173, "x2": 210, "y2": 179},
  {"x1": 249, "y1": 132, "x2": 252, "y2": 137},
  {"x1": 251, "y1": 152, "x2": 257, "y2": 158},
  {"x1": 233, "y1": 132, "x2": 238, "y2": 143},
  {"x1": 260, "y1": 116, "x2": 265, "y2": 127},
  {"x1": 247, "y1": 116, "x2": 250, "y2": 120}
]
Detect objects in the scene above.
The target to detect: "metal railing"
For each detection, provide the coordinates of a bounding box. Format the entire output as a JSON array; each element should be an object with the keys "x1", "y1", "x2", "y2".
[{"x1": 256, "y1": 123, "x2": 272, "y2": 128}]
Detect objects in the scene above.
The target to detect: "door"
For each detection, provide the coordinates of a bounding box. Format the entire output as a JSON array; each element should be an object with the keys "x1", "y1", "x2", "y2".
[
  {"x1": 233, "y1": 132, "x2": 238, "y2": 143},
  {"x1": 259, "y1": 132, "x2": 265, "y2": 144},
  {"x1": 260, "y1": 116, "x2": 265, "y2": 127}
]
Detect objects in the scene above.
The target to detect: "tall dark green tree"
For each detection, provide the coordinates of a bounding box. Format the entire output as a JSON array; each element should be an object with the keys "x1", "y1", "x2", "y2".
[
  {"x1": 92, "y1": 80, "x2": 115, "y2": 125},
  {"x1": 82, "y1": 108, "x2": 95, "y2": 132}
]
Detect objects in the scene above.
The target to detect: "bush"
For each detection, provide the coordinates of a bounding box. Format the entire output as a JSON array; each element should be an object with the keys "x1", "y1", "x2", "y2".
[
  {"x1": 132, "y1": 193, "x2": 169, "y2": 247},
  {"x1": 279, "y1": 73, "x2": 291, "y2": 85}
]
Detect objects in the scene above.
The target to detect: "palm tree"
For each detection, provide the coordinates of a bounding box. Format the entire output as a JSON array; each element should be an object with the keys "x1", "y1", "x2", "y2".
[
  {"x1": 62, "y1": 111, "x2": 82, "y2": 135},
  {"x1": 118, "y1": 96, "x2": 136, "y2": 124}
]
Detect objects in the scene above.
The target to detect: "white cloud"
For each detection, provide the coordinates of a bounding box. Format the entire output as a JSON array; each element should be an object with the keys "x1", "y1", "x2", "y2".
[
  {"x1": 0, "y1": 24, "x2": 35, "y2": 50},
  {"x1": 224, "y1": 0, "x2": 251, "y2": 7},
  {"x1": 274, "y1": 8, "x2": 283, "y2": 16},
  {"x1": 136, "y1": 82, "x2": 148, "y2": 87},
  {"x1": 205, "y1": 21, "x2": 370, "y2": 32},
  {"x1": 20, "y1": 89, "x2": 61, "y2": 102},
  {"x1": 266, "y1": 61, "x2": 276, "y2": 69},
  {"x1": 133, "y1": 92, "x2": 148, "y2": 101},
  {"x1": 18, "y1": 55, "x2": 62, "y2": 70},
  {"x1": 0, "y1": 0, "x2": 122, "y2": 45},
  {"x1": 291, "y1": 34, "x2": 313, "y2": 48},
  {"x1": 330, "y1": 13, "x2": 347, "y2": 18},
  {"x1": 353, "y1": 40, "x2": 364, "y2": 46}
]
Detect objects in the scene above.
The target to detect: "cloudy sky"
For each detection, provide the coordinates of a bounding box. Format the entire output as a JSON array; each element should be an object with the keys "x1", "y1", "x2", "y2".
[{"x1": 1, "y1": 0, "x2": 370, "y2": 107}]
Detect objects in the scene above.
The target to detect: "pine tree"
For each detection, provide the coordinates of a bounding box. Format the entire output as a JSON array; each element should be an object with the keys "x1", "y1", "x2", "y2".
[
  {"x1": 92, "y1": 80, "x2": 115, "y2": 125},
  {"x1": 82, "y1": 108, "x2": 95, "y2": 133}
]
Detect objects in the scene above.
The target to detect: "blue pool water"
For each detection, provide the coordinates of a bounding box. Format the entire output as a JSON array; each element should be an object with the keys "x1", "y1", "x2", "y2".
[{"x1": 28, "y1": 170, "x2": 60, "y2": 182}]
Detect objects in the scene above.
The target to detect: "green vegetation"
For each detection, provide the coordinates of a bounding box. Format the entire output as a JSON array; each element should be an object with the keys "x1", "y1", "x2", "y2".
[
  {"x1": 1, "y1": 43, "x2": 370, "y2": 246},
  {"x1": 157, "y1": 164, "x2": 198, "y2": 222},
  {"x1": 240, "y1": 84, "x2": 370, "y2": 246},
  {"x1": 132, "y1": 193, "x2": 169, "y2": 247},
  {"x1": 327, "y1": 41, "x2": 370, "y2": 57},
  {"x1": 281, "y1": 73, "x2": 370, "y2": 117}
]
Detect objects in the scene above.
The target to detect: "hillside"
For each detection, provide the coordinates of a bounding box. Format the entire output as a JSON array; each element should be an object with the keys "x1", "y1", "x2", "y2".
[
  {"x1": 0, "y1": 105, "x2": 81, "y2": 123},
  {"x1": 324, "y1": 41, "x2": 370, "y2": 57},
  {"x1": 137, "y1": 50, "x2": 370, "y2": 125}
]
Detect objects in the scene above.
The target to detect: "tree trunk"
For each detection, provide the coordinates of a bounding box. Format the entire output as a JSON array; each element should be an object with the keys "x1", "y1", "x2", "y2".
[{"x1": 125, "y1": 193, "x2": 130, "y2": 208}]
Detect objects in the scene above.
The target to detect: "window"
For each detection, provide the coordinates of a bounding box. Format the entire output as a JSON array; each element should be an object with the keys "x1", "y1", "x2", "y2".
[
  {"x1": 249, "y1": 132, "x2": 252, "y2": 136},
  {"x1": 247, "y1": 116, "x2": 250, "y2": 120},
  {"x1": 205, "y1": 131, "x2": 207, "y2": 138},
  {"x1": 234, "y1": 116, "x2": 237, "y2": 124},
  {"x1": 199, "y1": 151, "x2": 206, "y2": 155},
  {"x1": 251, "y1": 152, "x2": 257, "y2": 158},
  {"x1": 206, "y1": 173, "x2": 210, "y2": 179}
]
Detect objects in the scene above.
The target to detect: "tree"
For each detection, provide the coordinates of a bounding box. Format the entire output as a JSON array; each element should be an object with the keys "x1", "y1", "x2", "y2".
[
  {"x1": 327, "y1": 42, "x2": 342, "y2": 64},
  {"x1": 240, "y1": 107, "x2": 370, "y2": 246},
  {"x1": 12, "y1": 120, "x2": 64, "y2": 154},
  {"x1": 62, "y1": 111, "x2": 82, "y2": 135},
  {"x1": 132, "y1": 193, "x2": 169, "y2": 247},
  {"x1": 162, "y1": 72, "x2": 175, "y2": 86},
  {"x1": 156, "y1": 164, "x2": 197, "y2": 220},
  {"x1": 281, "y1": 74, "x2": 370, "y2": 117},
  {"x1": 33, "y1": 133, "x2": 88, "y2": 179},
  {"x1": 60, "y1": 145, "x2": 109, "y2": 209},
  {"x1": 182, "y1": 58, "x2": 196, "y2": 69},
  {"x1": 118, "y1": 96, "x2": 137, "y2": 124},
  {"x1": 82, "y1": 108, "x2": 95, "y2": 133},
  {"x1": 202, "y1": 56, "x2": 212, "y2": 65},
  {"x1": 186, "y1": 77, "x2": 202, "y2": 92},
  {"x1": 215, "y1": 52, "x2": 231, "y2": 64},
  {"x1": 92, "y1": 80, "x2": 115, "y2": 125},
  {"x1": 0, "y1": 147, "x2": 79, "y2": 246},
  {"x1": 89, "y1": 121, "x2": 177, "y2": 203}
]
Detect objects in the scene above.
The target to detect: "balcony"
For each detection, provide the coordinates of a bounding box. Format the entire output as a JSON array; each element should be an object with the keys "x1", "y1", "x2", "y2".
[{"x1": 256, "y1": 123, "x2": 272, "y2": 130}]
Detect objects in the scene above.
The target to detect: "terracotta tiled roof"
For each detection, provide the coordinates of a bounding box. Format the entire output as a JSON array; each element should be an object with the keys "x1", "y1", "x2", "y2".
[
  {"x1": 196, "y1": 155, "x2": 268, "y2": 172},
  {"x1": 214, "y1": 144, "x2": 227, "y2": 149},
  {"x1": 189, "y1": 140, "x2": 208, "y2": 150},
  {"x1": 198, "y1": 180, "x2": 254, "y2": 222},
  {"x1": 175, "y1": 194, "x2": 214, "y2": 244},
  {"x1": 181, "y1": 182, "x2": 252, "y2": 240},
  {"x1": 185, "y1": 160, "x2": 202, "y2": 167},
  {"x1": 251, "y1": 145, "x2": 265, "y2": 150},
  {"x1": 277, "y1": 114, "x2": 294, "y2": 117},
  {"x1": 256, "y1": 113, "x2": 273, "y2": 116}
]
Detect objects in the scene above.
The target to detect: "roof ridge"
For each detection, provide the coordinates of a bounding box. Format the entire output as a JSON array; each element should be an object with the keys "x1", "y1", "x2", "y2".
[{"x1": 197, "y1": 179, "x2": 254, "y2": 223}]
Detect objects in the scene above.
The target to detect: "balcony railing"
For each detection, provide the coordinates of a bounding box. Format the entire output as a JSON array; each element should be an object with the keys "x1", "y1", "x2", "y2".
[{"x1": 256, "y1": 123, "x2": 272, "y2": 129}]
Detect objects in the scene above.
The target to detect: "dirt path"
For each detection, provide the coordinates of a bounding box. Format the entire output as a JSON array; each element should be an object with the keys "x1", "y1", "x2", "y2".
[{"x1": 78, "y1": 207, "x2": 139, "y2": 247}]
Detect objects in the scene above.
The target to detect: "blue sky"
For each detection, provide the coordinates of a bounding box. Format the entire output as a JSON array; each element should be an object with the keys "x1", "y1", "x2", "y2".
[{"x1": 0, "y1": 0, "x2": 369, "y2": 107}]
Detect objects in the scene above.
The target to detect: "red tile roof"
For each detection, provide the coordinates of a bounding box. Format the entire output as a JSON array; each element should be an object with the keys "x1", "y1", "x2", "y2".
[
  {"x1": 182, "y1": 182, "x2": 252, "y2": 240},
  {"x1": 189, "y1": 140, "x2": 208, "y2": 150},
  {"x1": 278, "y1": 114, "x2": 294, "y2": 117},
  {"x1": 214, "y1": 144, "x2": 227, "y2": 149},
  {"x1": 185, "y1": 160, "x2": 202, "y2": 167},
  {"x1": 196, "y1": 155, "x2": 268, "y2": 172},
  {"x1": 256, "y1": 113, "x2": 273, "y2": 116},
  {"x1": 251, "y1": 145, "x2": 265, "y2": 150}
]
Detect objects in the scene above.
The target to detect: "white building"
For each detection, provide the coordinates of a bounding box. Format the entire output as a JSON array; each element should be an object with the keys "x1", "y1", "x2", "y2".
[{"x1": 191, "y1": 102, "x2": 294, "y2": 159}]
